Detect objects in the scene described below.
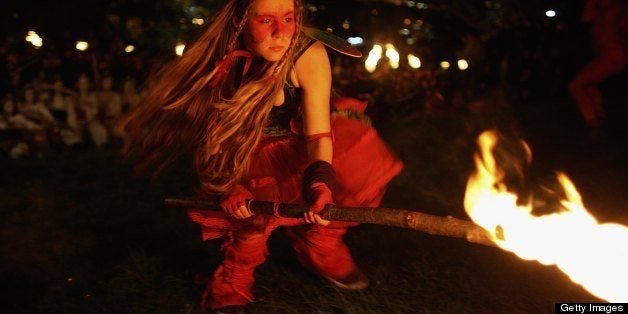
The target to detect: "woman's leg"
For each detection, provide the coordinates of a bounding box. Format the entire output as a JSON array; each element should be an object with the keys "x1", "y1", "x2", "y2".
[
  {"x1": 290, "y1": 223, "x2": 370, "y2": 290},
  {"x1": 205, "y1": 217, "x2": 278, "y2": 309},
  {"x1": 569, "y1": 48, "x2": 626, "y2": 128},
  {"x1": 290, "y1": 224, "x2": 358, "y2": 281}
]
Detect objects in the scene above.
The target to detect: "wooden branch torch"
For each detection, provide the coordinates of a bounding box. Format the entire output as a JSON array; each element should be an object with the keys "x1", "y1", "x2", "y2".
[{"x1": 164, "y1": 197, "x2": 496, "y2": 247}]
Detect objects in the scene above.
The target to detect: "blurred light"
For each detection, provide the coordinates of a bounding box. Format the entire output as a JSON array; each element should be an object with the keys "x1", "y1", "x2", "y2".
[
  {"x1": 440, "y1": 61, "x2": 451, "y2": 70},
  {"x1": 347, "y1": 37, "x2": 363, "y2": 46},
  {"x1": 342, "y1": 19, "x2": 350, "y2": 30},
  {"x1": 406, "y1": 1, "x2": 416, "y2": 7},
  {"x1": 405, "y1": 38, "x2": 415, "y2": 45},
  {"x1": 385, "y1": 43, "x2": 400, "y2": 69},
  {"x1": 545, "y1": 10, "x2": 556, "y2": 17},
  {"x1": 365, "y1": 44, "x2": 382, "y2": 73},
  {"x1": 307, "y1": 4, "x2": 317, "y2": 12},
  {"x1": 403, "y1": 18, "x2": 412, "y2": 26},
  {"x1": 175, "y1": 43, "x2": 186, "y2": 56},
  {"x1": 416, "y1": 2, "x2": 428, "y2": 9},
  {"x1": 125, "y1": 45, "x2": 136, "y2": 53},
  {"x1": 76, "y1": 41, "x2": 89, "y2": 51},
  {"x1": 413, "y1": 20, "x2": 423, "y2": 30},
  {"x1": 457, "y1": 59, "x2": 469, "y2": 70},
  {"x1": 398, "y1": 28, "x2": 410, "y2": 36},
  {"x1": 371, "y1": 9, "x2": 379, "y2": 16},
  {"x1": 192, "y1": 18, "x2": 205, "y2": 25},
  {"x1": 408, "y1": 54, "x2": 421, "y2": 69},
  {"x1": 25, "y1": 31, "x2": 43, "y2": 48}
]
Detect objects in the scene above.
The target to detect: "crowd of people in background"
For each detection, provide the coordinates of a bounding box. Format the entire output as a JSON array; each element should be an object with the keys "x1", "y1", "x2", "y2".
[
  {"x1": 0, "y1": 69, "x2": 145, "y2": 158},
  {"x1": 0, "y1": 32, "x2": 579, "y2": 160},
  {"x1": 0, "y1": 24, "x2": 163, "y2": 158},
  {"x1": 0, "y1": 39, "x2": 461, "y2": 159},
  {"x1": 2, "y1": 0, "x2": 625, "y2": 159}
]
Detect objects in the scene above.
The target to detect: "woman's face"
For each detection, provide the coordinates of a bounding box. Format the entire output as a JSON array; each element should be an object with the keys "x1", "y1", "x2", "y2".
[
  {"x1": 243, "y1": 0, "x2": 296, "y2": 62},
  {"x1": 3, "y1": 99, "x2": 15, "y2": 114},
  {"x1": 24, "y1": 89, "x2": 35, "y2": 102}
]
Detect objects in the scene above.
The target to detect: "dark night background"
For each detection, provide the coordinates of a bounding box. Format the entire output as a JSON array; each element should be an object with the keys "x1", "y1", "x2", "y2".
[
  {"x1": 1, "y1": 0, "x2": 627, "y2": 313},
  {"x1": 0, "y1": 0, "x2": 602, "y2": 94}
]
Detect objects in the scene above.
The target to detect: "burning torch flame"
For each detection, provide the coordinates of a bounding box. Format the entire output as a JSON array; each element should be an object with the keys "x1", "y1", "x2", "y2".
[
  {"x1": 365, "y1": 44, "x2": 382, "y2": 73},
  {"x1": 464, "y1": 131, "x2": 628, "y2": 302},
  {"x1": 385, "y1": 44, "x2": 400, "y2": 69}
]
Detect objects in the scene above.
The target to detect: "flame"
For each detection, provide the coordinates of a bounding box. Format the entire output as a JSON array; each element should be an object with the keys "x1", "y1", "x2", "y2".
[
  {"x1": 365, "y1": 44, "x2": 382, "y2": 73},
  {"x1": 464, "y1": 131, "x2": 628, "y2": 302}
]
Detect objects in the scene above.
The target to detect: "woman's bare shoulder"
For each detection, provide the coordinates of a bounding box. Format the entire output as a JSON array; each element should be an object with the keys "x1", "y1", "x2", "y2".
[{"x1": 293, "y1": 41, "x2": 331, "y2": 88}]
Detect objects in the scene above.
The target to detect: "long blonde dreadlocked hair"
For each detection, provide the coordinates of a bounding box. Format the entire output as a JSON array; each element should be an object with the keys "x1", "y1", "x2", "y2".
[{"x1": 119, "y1": 0, "x2": 305, "y2": 193}]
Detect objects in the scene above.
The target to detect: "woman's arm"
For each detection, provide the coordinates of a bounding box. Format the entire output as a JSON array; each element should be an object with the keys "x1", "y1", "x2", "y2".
[
  {"x1": 293, "y1": 41, "x2": 334, "y2": 225},
  {"x1": 294, "y1": 41, "x2": 333, "y2": 164}
]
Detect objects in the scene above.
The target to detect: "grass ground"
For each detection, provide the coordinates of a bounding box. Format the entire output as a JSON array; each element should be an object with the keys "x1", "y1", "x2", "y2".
[{"x1": 1, "y1": 84, "x2": 627, "y2": 313}]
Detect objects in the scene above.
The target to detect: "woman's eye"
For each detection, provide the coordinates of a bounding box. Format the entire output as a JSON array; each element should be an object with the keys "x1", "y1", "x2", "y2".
[
  {"x1": 260, "y1": 18, "x2": 272, "y2": 24},
  {"x1": 284, "y1": 17, "x2": 293, "y2": 23}
]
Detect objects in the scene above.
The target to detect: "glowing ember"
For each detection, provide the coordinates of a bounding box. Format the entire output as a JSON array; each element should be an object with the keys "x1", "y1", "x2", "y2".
[{"x1": 464, "y1": 130, "x2": 628, "y2": 302}]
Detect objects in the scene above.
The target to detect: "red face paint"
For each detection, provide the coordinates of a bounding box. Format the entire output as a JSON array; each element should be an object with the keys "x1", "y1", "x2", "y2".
[{"x1": 244, "y1": 0, "x2": 296, "y2": 62}]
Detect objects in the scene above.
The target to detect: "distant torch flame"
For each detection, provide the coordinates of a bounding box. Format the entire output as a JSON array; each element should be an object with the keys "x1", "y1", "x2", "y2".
[{"x1": 464, "y1": 131, "x2": 628, "y2": 302}]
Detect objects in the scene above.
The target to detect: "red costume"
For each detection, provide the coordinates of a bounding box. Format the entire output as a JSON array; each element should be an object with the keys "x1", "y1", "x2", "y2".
[
  {"x1": 569, "y1": 0, "x2": 627, "y2": 128},
  {"x1": 188, "y1": 95, "x2": 403, "y2": 309}
]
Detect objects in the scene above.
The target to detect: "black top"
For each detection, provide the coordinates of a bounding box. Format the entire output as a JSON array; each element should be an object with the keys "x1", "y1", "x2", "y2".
[
  {"x1": 263, "y1": 84, "x2": 301, "y2": 136},
  {"x1": 262, "y1": 39, "x2": 315, "y2": 136}
]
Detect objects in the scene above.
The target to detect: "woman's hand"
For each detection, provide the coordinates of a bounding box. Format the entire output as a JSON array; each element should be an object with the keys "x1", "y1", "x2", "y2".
[
  {"x1": 304, "y1": 182, "x2": 332, "y2": 226},
  {"x1": 220, "y1": 185, "x2": 253, "y2": 219}
]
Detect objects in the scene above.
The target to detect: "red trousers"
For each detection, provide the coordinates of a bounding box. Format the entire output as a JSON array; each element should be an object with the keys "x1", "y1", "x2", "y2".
[
  {"x1": 569, "y1": 0, "x2": 626, "y2": 128},
  {"x1": 190, "y1": 98, "x2": 403, "y2": 309},
  {"x1": 201, "y1": 215, "x2": 361, "y2": 309},
  {"x1": 569, "y1": 47, "x2": 625, "y2": 128}
]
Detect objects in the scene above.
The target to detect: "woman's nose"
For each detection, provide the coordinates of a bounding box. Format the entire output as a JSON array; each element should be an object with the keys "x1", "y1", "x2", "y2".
[{"x1": 273, "y1": 22, "x2": 291, "y2": 38}]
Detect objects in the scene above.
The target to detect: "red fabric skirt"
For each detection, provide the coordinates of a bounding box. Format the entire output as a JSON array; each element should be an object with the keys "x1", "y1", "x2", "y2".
[{"x1": 247, "y1": 116, "x2": 403, "y2": 207}]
